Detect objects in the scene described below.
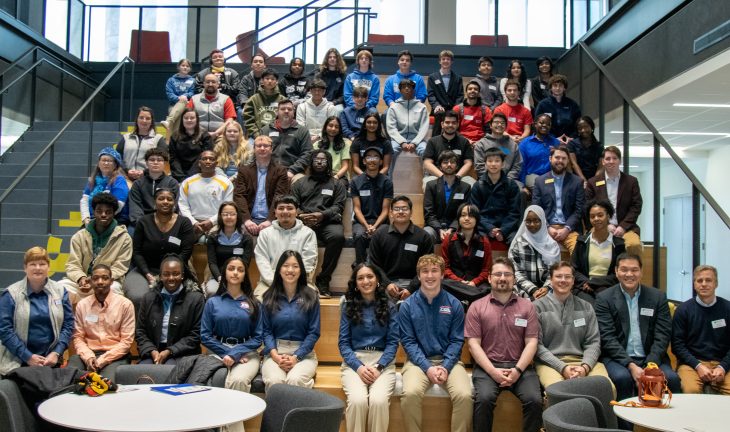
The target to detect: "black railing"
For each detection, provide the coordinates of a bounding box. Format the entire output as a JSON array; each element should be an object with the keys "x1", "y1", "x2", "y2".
[
  {"x1": 0, "y1": 56, "x2": 135, "y2": 237},
  {"x1": 561, "y1": 41, "x2": 730, "y2": 289}
]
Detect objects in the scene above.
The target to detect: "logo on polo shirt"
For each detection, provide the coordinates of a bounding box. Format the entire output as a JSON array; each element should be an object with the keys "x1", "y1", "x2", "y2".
[{"x1": 439, "y1": 305, "x2": 452, "y2": 315}]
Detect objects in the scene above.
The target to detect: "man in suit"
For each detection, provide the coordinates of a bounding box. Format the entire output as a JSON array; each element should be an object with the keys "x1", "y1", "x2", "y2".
[
  {"x1": 594, "y1": 253, "x2": 681, "y2": 404},
  {"x1": 427, "y1": 50, "x2": 464, "y2": 136},
  {"x1": 586, "y1": 145, "x2": 643, "y2": 256},
  {"x1": 532, "y1": 145, "x2": 584, "y2": 254},
  {"x1": 422, "y1": 150, "x2": 471, "y2": 242},
  {"x1": 233, "y1": 135, "x2": 291, "y2": 236}
]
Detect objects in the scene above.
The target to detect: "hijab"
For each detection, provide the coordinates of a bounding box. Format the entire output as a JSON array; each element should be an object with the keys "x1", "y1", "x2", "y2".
[{"x1": 511, "y1": 205, "x2": 561, "y2": 265}]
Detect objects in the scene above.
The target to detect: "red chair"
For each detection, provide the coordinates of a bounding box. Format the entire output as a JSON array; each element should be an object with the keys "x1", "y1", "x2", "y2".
[
  {"x1": 470, "y1": 35, "x2": 509, "y2": 47},
  {"x1": 129, "y1": 30, "x2": 171, "y2": 63},
  {"x1": 235, "y1": 31, "x2": 287, "y2": 65},
  {"x1": 368, "y1": 34, "x2": 405, "y2": 44}
]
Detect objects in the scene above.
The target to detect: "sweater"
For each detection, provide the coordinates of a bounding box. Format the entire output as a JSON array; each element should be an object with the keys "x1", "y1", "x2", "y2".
[
  {"x1": 343, "y1": 69, "x2": 380, "y2": 108},
  {"x1": 178, "y1": 174, "x2": 234, "y2": 225},
  {"x1": 314, "y1": 68, "x2": 345, "y2": 105},
  {"x1": 672, "y1": 297, "x2": 730, "y2": 370},
  {"x1": 165, "y1": 74, "x2": 196, "y2": 105},
  {"x1": 385, "y1": 98, "x2": 429, "y2": 144},
  {"x1": 382, "y1": 70, "x2": 427, "y2": 106},
  {"x1": 296, "y1": 97, "x2": 338, "y2": 138},
  {"x1": 278, "y1": 73, "x2": 311, "y2": 105},
  {"x1": 168, "y1": 133, "x2": 213, "y2": 182},
  {"x1": 132, "y1": 214, "x2": 195, "y2": 275},
  {"x1": 339, "y1": 106, "x2": 378, "y2": 139},
  {"x1": 242, "y1": 86, "x2": 285, "y2": 138},
  {"x1": 253, "y1": 219, "x2": 318, "y2": 286},
  {"x1": 473, "y1": 134, "x2": 523, "y2": 184},
  {"x1": 260, "y1": 121, "x2": 313, "y2": 175}
]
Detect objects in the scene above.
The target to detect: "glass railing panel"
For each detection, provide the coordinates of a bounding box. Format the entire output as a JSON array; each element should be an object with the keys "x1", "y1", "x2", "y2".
[
  {"x1": 215, "y1": 7, "x2": 257, "y2": 64},
  {"x1": 455, "y1": 0, "x2": 496, "y2": 46},
  {"x1": 702, "y1": 197, "x2": 730, "y2": 300},
  {"x1": 44, "y1": 0, "x2": 69, "y2": 50},
  {"x1": 85, "y1": 6, "x2": 140, "y2": 61},
  {"x1": 68, "y1": 0, "x2": 85, "y2": 58},
  {"x1": 139, "y1": 7, "x2": 189, "y2": 62}
]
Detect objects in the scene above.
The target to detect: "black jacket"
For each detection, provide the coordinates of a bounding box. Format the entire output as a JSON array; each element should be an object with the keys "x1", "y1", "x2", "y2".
[
  {"x1": 291, "y1": 174, "x2": 347, "y2": 225},
  {"x1": 128, "y1": 170, "x2": 179, "y2": 225},
  {"x1": 427, "y1": 70, "x2": 464, "y2": 113},
  {"x1": 166, "y1": 355, "x2": 226, "y2": 385},
  {"x1": 168, "y1": 133, "x2": 213, "y2": 182},
  {"x1": 206, "y1": 230, "x2": 254, "y2": 281},
  {"x1": 195, "y1": 67, "x2": 239, "y2": 106},
  {"x1": 260, "y1": 122, "x2": 313, "y2": 175},
  {"x1": 314, "y1": 68, "x2": 345, "y2": 106},
  {"x1": 571, "y1": 233, "x2": 626, "y2": 295},
  {"x1": 423, "y1": 178, "x2": 471, "y2": 232},
  {"x1": 135, "y1": 280, "x2": 205, "y2": 360},
  {"x1": 468, "y1": 172, "x2": 521, "y2": 239}
]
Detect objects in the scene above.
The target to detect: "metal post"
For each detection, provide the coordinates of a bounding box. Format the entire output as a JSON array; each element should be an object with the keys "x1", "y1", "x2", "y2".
[
  {"x1": 586, "y1": 0, "x2": 591, "y2": 33},
  {"x1": 87, "y1": 98, "x2": 95, "y2": 176},
  {"x1": 423, "y1": 0, "x2": 429, "y2": 44},
  {"x1": 598, "y1": 71, "x2": 605, "y2": 148},
  {"x1": 569, "y1": 0, "x2": 575, "y2": 47},
  {"x1": 254, "y1": 8, "x2": 260, "y2": 56},
  {"x1": 65, "y1": 0, "x2": 71, "y2": 51},
  {"x1": 195, "y1": 8, "x2": 201, "y2": 63},
  {"x1": 0, "y1": 75, "x2": 3, "y2": 141},
  {"x1": 81, "y1": 3, "x2": 86, "y2": 61},
  {"x1": 313, "y1": 10, "x2": 318, "y2": 64},
  {"x1": 30, "y1": 50, "x2": 37, "y2": 127},
  {"x1": 130, "y1": 60, "x2": 136, "y2": 122},
  {"x1": 623, "y1": 100, "x2": 630, "y2": 174},
  {"x1": 302, "y1": 7, "x2": 307, "y2": 62},
  {"x1": 119, "y1": 61, "x2": 126, "y2": 130},
  {"x1": 353, "y1": 0, "x2": 359, "y2": 50},
  {"x1": 692, "y1": 185, "x2": 701, "y2": 271},
  {"x1": 137, "y1": 7, "x2": 143, "y2": 63},
  {"x1": 47, "y1": 142, "x2": 54, "y2": 233},
  {"x1": 653, "y1": 136, "x2": 661, "y2": 289},
  {"x1": 563, "y1": 0, "x2": 568, "y2": 48},
  {"x1": 494, "y1": 0, "x2": 500, "y2": 43},
  {"x1": 578, "y1": 48, "x2": 583, "y2": 109},
  {"x1": 86, "y1": 7, "x2": 92, "y2": 61},
  {"x1": 58, "y1": 64, "x2": 64, "y2": 121}
]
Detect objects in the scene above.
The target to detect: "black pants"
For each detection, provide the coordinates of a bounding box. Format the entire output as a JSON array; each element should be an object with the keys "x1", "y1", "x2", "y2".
[
  {"x1": 313, "y1": 223, "x2": 345, "y2": 285},
  {"x1": 472, "y1": 363, "x2": 543, "y2": 432},
  {"x1": 352, "y1": 222, "x2": 371, "y2": 265}
]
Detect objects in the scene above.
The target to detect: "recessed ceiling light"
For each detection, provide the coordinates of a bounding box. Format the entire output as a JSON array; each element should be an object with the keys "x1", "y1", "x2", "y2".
[{"x1": 673, "y1": 103, "x2": 730, "y2": 108}]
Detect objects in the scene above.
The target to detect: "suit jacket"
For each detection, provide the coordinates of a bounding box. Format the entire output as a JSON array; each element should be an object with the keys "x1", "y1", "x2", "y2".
[
  {"x1": 233, "y1": 160, "x2": 290, "y2": 222},
  {"x1": 594, "y1": 284, "x2": 671, "y2": 367},
  {"x1": 585, "y1": 172, "x2": 642, "y2": 234},
  {"x1": 423, "y1": 178, "x2": 471, "y2": 231},
  {"x1": 571, "y1": 233, "x2": 626, "y2": 294},
  {"x1": 532, "y1": 171, "x2": 585, "y2": 233},
  {"x1": 427, "y1": 71, "x2": 465, "y2": 113}
]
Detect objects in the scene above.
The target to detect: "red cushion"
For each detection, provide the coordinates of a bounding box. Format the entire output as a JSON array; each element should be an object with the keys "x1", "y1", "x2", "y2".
[
  {"x1": 129, "y1": 30, "x2": 171, "y2": 63},
  {"x1": 368, "y1": 34, "x2": 405, "y2": 44},
  {"x1": 470, "y1": 35, "x2": 509, "y2": 47}
]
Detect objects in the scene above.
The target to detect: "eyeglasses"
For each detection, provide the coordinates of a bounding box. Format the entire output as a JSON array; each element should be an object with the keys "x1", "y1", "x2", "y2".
[
  {"x1": 255, "y1": 144, "x2": 272, "y2": 149},
  {"x1": 313, "y1": 158, "x2": 328, "y2": 163},
  {"x1": 392, "y1": 207, "x2": 410, "y2": 213},
  {"x1": 491, "y1": 120, "x2": 506, "y2": 126},
  {"x1": 221, "y1": 212, "x2": 237, "y2": 217},
  {"x1": 364, "y1": 156, "x2": 380, "y2": 161},
  {"x1": 492, "y1": 272, "x2": 514, "y2": 278}
]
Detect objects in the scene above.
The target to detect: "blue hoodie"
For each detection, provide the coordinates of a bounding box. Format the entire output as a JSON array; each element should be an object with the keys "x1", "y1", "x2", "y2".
[
  {"x1": 165, "y1": 74, "x2": 196, "y2": 105},
  {"x1": 344, "y1": 69, "x2": 381, "y2": 109},
  {"x1": 382, "y1": 70, "x2": 427, "y2": 106},
  {"x1": 339, "y1": 106, "x2": 378, "y2": 139}
]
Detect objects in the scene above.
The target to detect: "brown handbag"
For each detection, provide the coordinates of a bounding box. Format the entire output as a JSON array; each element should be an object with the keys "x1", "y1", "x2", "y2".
[{"x1": 610, "y1": 362, "x2": 672, "y2": 408}]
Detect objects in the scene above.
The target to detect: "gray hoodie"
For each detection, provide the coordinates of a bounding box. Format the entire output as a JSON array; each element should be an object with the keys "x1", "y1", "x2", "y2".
[{"x1": 385, "y1": 98, "x2": 429, "y2": 144}]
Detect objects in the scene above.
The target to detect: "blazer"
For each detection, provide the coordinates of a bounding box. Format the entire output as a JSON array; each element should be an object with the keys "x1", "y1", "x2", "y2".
[
  {"x1": 532, "y1": 171, "x2": 585, "y2": 233},
  {"x1": 427, "y1": 70, "x2": 465, "y2": 113},
  {"x1": 233, "y1": 160, "x2": 291, "y2": 222},
  {"x1": 423, "y1": 178, "x2": 471, "y2": 232},
  {"x1": 585, "y1": 172, "x2": 642, "y2": 234},
  {"x1": 594, "y1": 284, "x2": 671, "y2": 367},
  {"x1": 571, "y1": 233, "x2": 626, "y2": 295}
]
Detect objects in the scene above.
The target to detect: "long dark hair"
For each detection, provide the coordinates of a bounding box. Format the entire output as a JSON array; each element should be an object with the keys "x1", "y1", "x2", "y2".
[
  {"x1": 216, "y1": 256, "x2": 258, "y2": 321},
  {"x1": 133, "y1": 106, "x2": 156, "y2": 136},
  {"x1": 262, "y1": 250, "x2": 317, "y2": 314},
  {"x1": 505, "y1": 60, "x2": 527, "y2": 94},
  {"x1": 173, "y1": 107, "x2": 202, "y2": 142},
  {"x1": 215, "y1": 201, "x2": 243, "y2": 234},
  {"x1": 345, "y1": 263, "x2": 390, "y2": 327},
  {"x1": 318, "y1": 116, "x2": 346, "y2": 152},
  {"x1": 356, "y1": 112, "x2": 386, "y2": 143},
  {"x1": 576, "y1": 115, "x2": 599, "y2": 145}
]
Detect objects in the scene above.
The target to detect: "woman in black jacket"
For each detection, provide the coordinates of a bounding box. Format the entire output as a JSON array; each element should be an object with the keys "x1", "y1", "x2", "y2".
[
  {"x1": 571, "y1": 199, "x2": 626, "y2": 302},
  {"x1": 135, "y1": 254, "x2": 205, "y2": 364},
  {"x1": 204, "y1": 201, "x2": 254, "y2": 297},
  {"x1": 168, "y1": 107, "x2": 213, "y2": 182}
]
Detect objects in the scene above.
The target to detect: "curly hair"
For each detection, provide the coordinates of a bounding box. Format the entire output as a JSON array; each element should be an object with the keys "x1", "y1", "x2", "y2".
[
  {"x1": 345, "y1": 263, "x2": 390, "y2": 327},
  {"x1": 214, "y1": 121, "x2": 251, "y2": 173}
]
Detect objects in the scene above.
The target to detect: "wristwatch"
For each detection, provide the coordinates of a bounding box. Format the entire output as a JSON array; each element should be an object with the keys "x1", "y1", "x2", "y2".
[
  {"x1": 375, "y1": 364, "x2": 385, "y2": 372},
  {"x1": 291, "y1": 354, "x2": 300, "y2": 362}
]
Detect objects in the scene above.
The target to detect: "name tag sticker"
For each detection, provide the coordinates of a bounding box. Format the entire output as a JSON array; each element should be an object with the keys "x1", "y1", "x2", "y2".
[
  {"x1": 357, "y1": 117, "x2": 364, "y2": 123},
  {"x1": 359, "y1": 189, "x2": 371, "y2": 197},
  {"x1": 168, "y1": 236, "x2": 181, "y2": 246},
  {"x1": 573, "y1": 318, "x2": 586, "y2": 327},
  {"x1": 321, "y1": 189, "x2": 333, "y2": 196},
  {"x1": 453, "y1": 149, "x2": 462, "y2": 155},
  {"x1": 404, "y1": 243, "x2": 418, "y2": 252},
  {"x1": 515, "y1": 318, "x2": 528, "y2": 327},
  {"x1": 545, "y1": 178, "x2": 555, "y2": 184},
  {"x1": 475, "y1": 249, "x2": 484, "y2": 257},
  {"x1": 54, "y1": 299, "x2": 62, "y2": 305},
  {"x1": 269, "y1": 102, "x2": 279, "y2": 108},
  {"x1": 640, "y1": 307, "x2": 654, "y2": 317},
  {"x1": 489, "y1": 85, "x2": 497, "y2": 90},
  {"x1": 439, "y1": 306, "x2": 452, "y2": 314},
  {"x1": 269, "y1": 131, "x2": 280, "y2": 137},
  {"x1": 393, "y1": 83, "x2": 399, "y2": 92},
  {"x1": 453, "y1": 193, "x2": 465, "y2": 200},
  {"x1": 545, "y1": 113, "x2": 553, "y2": 117},
  {"x1": 596, "y1": 180, "x2": 606, "y2": 186},
  {"x1": 712, "y1": 319, "x2": 727, "y2": 329},
  {"x1": 298, "y1": 80, "x2": 307, "y2": 85},
  {"x1": 540, "y1": 84, "x2": 546, "y2": 89},
  {"x1": 463, "y1": 114, "x2": 474, "y2": 121},
  {"x1": 85, "y1": 314, "x2": 98, "y2": 323},
  {"x1": 240, "y1": 301, "x2": 249, "y2": 310},
  {"x1": 508, "y1": 116, "x2": 517, "y2": 122},
  {"x1": 434, "y1": 79, "x2": 441, "y2": 85},
  {"x1": 233, "y1": 248, "x2": 244, "y2": 255}
]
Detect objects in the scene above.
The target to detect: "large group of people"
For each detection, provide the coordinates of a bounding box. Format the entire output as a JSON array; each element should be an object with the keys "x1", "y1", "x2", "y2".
[{"x1": 0, "y1": 46, "x2": 727, "y2": 432}]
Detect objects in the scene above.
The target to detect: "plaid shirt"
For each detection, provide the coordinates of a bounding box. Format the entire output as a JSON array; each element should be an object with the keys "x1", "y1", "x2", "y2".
[{"x1": 508, "y1": 237, "x2": 552, "y2": 297}]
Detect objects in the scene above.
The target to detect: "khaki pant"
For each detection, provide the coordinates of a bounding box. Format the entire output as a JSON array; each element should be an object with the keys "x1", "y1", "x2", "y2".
[
  {"x1": 536, "y1": 355, "x2": 613, "y2": 395},
  {"x1": 217, "y1": 351, "x2": 261, "y2": 432},
  {"x1": 621, "y1": 229, "x2": 643, "y2": 257},
  {"x1": 677, "y1": 361, "x2": 730, "y2": 395},
  {"x1": 400, "y1": 360, "x2": 472, "y2": 432},
  {"x1": 341, "y1": 351, "x2": 396, "y2": 432},
  {"x1": 261, "y1": 339, "x2": 317, "y2": 392},
  {"x1": 165, "y1": 99, "x2": 187, "y2": 135}
]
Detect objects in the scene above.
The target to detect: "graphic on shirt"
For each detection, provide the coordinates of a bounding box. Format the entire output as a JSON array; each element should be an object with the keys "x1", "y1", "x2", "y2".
[
  {"x1": 257, "y1": 106, "x2": 277, "y2": 125},
  {"x1": 439, "y1": 305, "x2": 452, "y2": 315},
  {"x1": 352, "y1": 79, "x2": 373, "y2": 90}
]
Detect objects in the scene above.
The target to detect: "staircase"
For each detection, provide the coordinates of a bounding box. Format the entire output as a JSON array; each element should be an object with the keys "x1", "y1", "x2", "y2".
[{"x1": 0, "y1": 121, "x2": 125, "y2": 287}]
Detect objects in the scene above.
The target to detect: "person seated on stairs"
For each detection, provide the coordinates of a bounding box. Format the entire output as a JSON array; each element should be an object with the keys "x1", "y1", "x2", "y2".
[
  {"x1": 313, "y1": 48, "x2": 347, "y2": 115},
  {"x1": 340, "y1": 86, "x2": 379, "y2": 141},
  {"x1": 382, "y1": 50, "x2": 427, "y2": 107},
  {"x1": 350, "y1": 147, "x2": 393, "y2": 268},
  {"x1": 187, "y1": 74, "x2": 237, "y2": 140},
  {"x1": 253, "y1": 195, "x2": 318, "y2": 299},
  {"x1": 167, "y1": 107, "x2": 213, "y2": 182},
  {"x1": 350, "y1": 112, "x2": 392, "y2": 177},
  {"x1": 517, "y1": 113, "x2": 559, "y2": 199},
  {"x1": 296, "y1": 78, "x2": 337, "y2": 142},
  {"x1": 201, "y1": 256, "x2": 262, "y2": 432},
  {"x1": 278, "y1": 57, "x2": 311, "y2": 108},
  {"x1": 399, "y1": 254, "x2": 472, "y2": 432},
  {"x1": 313, "y1": 115, "x2": 351, "y2": 190},
  {"x1": 453, "y1": 80, "x2": 491, "y2": 146},
  {"x1": 163, "y1": 59, "x2": 196, "y2": 130},
  {"x1": 261, "y1": 250, "x2": 320, "y2": 391},
  {"x1": 204, "y1": 202, "x2": 254, "y2": 297},
  {"x1": 233, "y1": 135, "x2": 291, "y2": 237},
  {"x1": 493, "y1": 80, "x2": 532, "y2": 144},
  {"x1": 422, "y1": 110, "x2": 475, "y2": 190},
  {"x1": 0, "y1": 247, "x2": 74, "y2": 377},
  {"x1": 422, "y1": 150, "x2": 472, "y2": 243},
  {"x1": 116, "y1": 106, "x2": 166, "y2": 181},
  {"x1": 213, "y1": 120, "x2": 253, "y2": 179},
  {"x1": 339, "y1": 263, "x2": 399, "y2": 432},
  {"x1": 136, "y1": 254, "x2": 204, "y2": 365},
  {"x1": 178, "y1": 150, "x2": 234, "y2": 242},
  {"x1": 344, "y1": 49, "x2": 380, "y2": 110},
  {"x1": 472, "y1": 56, "x2": 503, "y2": 111},
  {"x1": 236, "y1": 53, "x2": 267, "y2": 114},
  {"x1": 473, "y1": 113, "x2": 522, "y2": 185},
  {"x1": 68, "y1": 264, "x2": 135, "y2": 381},
  {"x1": 427, "y1": 50, "x2": 464, "y2": 137},
  {"x1": 260, "y1": 99, "x2": 313, "y2": 184},
  {"x1": 128, "y1": 148, "x2": 179, "y2": 229},
  {"x1": 125, "y1": 188, "x2": 195, "y2": 311},
  {"x1": 81, "y1": 147, "x2": 129, "y2": 227},
  {"x1": 368, "y1": 196, "x2": 434, "y2": 301},
  {"x1": 62, "y1": 192, "x2": 132, "y2": 305},
  {"x1": 194, "y1": 49, "x2": 239, "y2": 108},
  {"x1": 386, "y1": 78, "x2": 429, "y2": 177},
  {"x1": 243, "y1": 68, "x2": 285, "y2": 144},
  {"x1": 291, "y1": 150, "x2": 347, "y2": 298}
]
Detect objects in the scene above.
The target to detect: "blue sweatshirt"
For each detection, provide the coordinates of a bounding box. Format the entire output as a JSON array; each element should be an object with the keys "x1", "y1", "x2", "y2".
[
  {"x1": 263, "y1": 293, "x2": 320, "y2": 358},
  {"x1": 344, "y1": 69, "x2": 381, "y2": 109},
  {"x1": 672, "y1": 296, "x2": 730, "y2": 371},
  {"x1": 339, "y1": 106, "x2": 378, "y2": 139},
  {"x1": 338, "y1": 302, "x2": 399, "y2": 371},
  {"x1": 382, "y1": 70, "x2": 427, "y2": 106},
  {"x1": 200, "y1": 293, "x2": 263, "y2": 362},
  {"x1": 398, "y1": 288, "x2": 464, "y2": 372},
  {"x1": 165, "y1": 74, "x2": 196, "y2": 105}
]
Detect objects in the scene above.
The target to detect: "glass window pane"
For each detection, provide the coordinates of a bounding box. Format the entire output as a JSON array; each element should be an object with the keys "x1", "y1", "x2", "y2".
[
  {"x1": 456, "y1": 0, "x2": 495, "y2": 45},
  {"x1": 44, "y1": 0, "x2": 68, "y2": 50}
]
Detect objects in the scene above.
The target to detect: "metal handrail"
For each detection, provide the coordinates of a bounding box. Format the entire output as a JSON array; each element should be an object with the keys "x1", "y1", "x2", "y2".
[
  {"x1": 0, "y1": 58, "x2": 102, "y2": 95},
  {"x1": 0, "y1": 56, "x2": 135, "y2": 236},
  {"x1": 0, "y1": 45, "x2": 95, "y2": 82},
  {"x1": 576, "y1": 41, "x2": 730, "y2": 230}
]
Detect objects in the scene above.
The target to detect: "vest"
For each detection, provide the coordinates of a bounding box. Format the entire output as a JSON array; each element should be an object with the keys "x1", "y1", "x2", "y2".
[
  {"x1": 192, "y1": 92, "x2": 230, "y2": 133},
  {"x1": 0, "y1": 278, "x2": 66, "y2": 375}
]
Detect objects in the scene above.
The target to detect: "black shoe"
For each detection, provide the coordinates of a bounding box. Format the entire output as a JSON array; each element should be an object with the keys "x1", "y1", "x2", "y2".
[{"x1": 316, "y1": 281, "x2": 332, "y2": 298}]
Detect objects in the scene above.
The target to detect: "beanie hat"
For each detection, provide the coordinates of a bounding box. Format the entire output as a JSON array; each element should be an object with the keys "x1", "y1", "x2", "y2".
[{"x1": 98, "y1": 147, "x2": 123, "y2": 167}]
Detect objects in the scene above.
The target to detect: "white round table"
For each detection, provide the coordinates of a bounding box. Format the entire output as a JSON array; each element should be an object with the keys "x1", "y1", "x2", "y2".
[
  {"x1": 613, "y1": 394, "x2": 729, "y2": 432},
  {"x1": 38, "y1": 384, "x2": 266, "y2": 432}
]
